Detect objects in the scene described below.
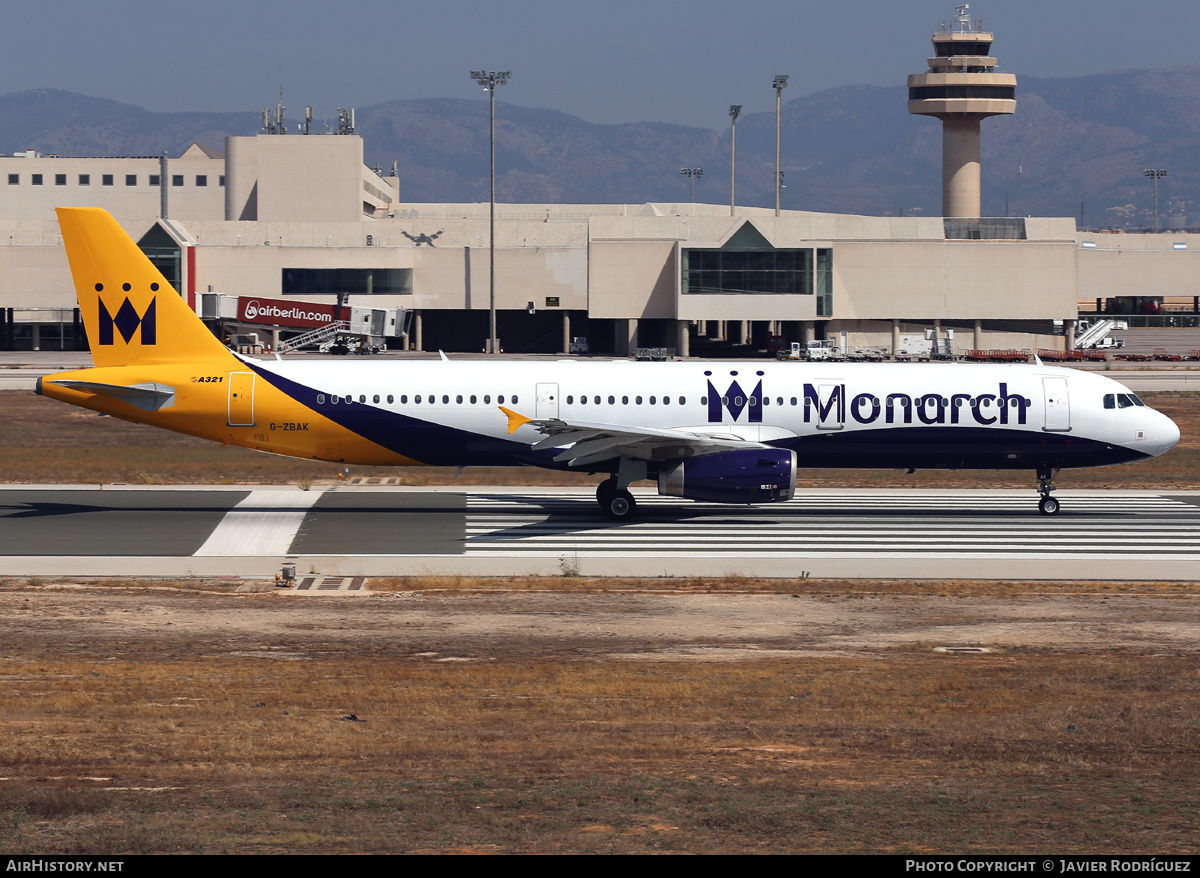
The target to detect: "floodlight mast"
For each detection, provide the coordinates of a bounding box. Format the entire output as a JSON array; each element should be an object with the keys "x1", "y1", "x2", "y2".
[
  {"x1": 470, "y1": 70, "x2": 512, "y2": 354},
  {"x1": 680, "y1": 167, "x2": 704, "y2": 203},
  {"x1": 729, "y1": 104, "x2": 742, "y2": 216},
  {"x1": 772, "y1": 75, "x2": 788, "y2": 216},
  {"x1": 1144, "y1": 168, "x2": 1168, "y2": 233}
]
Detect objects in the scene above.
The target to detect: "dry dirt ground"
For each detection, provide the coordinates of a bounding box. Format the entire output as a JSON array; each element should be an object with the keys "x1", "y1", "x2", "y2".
[
  {"x1": 1, "y1": 579, "x2": 1198, "y2": 854},
  {"x1": 6, "y1": 579, "x2": 1199, "y2": 660}
]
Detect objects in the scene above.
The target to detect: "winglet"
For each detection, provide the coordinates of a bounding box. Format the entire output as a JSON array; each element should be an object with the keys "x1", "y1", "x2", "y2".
[{"x1": 499, "y1": 405, "x2": 532, "y2": 434}]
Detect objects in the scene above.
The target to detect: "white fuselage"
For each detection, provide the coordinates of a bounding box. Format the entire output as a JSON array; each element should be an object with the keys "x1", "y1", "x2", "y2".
[{"x1": 248, "y1": 357, "x2": 1179, "y2": 472}]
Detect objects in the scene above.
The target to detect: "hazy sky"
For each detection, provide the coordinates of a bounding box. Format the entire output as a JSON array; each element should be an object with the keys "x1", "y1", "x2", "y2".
[{"x1": 7, "y1": 0, "x2": 1199, "y2": 128}]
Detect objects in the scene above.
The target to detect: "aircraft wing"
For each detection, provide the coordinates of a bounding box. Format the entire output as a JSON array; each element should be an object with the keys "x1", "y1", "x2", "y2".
[{"x1": 499, "y1": 405, "x2": 767, "y2": 468}]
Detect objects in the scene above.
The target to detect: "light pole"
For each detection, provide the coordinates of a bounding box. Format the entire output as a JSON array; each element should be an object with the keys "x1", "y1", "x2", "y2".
[
  {"x1": 729, "y1": 104, "x2": 742, "y2": 216},
  {"x1": 1144, "y1": 168, "x2": 1168, "y2": 233},
  {"x1": 772, "y1": 75, "x2": 788, "y2": 216},
  {"x1": 470, "y1": 69, "x2": 512, "y2": 354},
  {"x1": 680, "y1": 167, "x2": 704, "y2": 203}
]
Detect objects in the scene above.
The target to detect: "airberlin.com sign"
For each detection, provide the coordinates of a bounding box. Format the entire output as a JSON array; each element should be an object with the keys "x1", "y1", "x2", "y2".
[{"x1": 238, "y1": 297, "x2": 338, "y2": 329}]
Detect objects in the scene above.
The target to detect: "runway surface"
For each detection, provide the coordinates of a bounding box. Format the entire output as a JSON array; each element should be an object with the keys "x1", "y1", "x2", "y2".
[{"x1": 3, "y1": 485, "x2": 1199, "y2": 581}]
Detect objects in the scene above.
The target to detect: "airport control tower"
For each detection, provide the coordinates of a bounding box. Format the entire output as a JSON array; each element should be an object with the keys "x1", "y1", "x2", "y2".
[{"x1": 907, "y1": 5, "x2": 1016, "y2": 217}]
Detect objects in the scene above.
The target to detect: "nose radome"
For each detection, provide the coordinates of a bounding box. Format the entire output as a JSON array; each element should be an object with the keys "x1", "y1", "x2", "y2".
[
  {"x1": 1147, "y1": 410, "x2": 1181, "y2": 458},
  {"x1": 1160, "y1": 412, "x2": 1181, "y2": 453}
]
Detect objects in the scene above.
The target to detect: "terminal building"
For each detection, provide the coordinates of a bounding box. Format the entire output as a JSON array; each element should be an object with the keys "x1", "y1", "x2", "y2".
[{"x1": 1, "y1": 11, "x2": 1198, "y2": 355}]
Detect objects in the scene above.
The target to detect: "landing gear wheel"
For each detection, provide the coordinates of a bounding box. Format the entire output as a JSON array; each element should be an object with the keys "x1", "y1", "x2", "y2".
[
  {"x1": 596, "y1": 479, "x2": 616, "y2": 507},
  {"x1": 601, "y1": 488, "x2": 636, "y2": 522},
  {"x1": 1035, "y1": 465, "x2": 1060, "y2": 517}
]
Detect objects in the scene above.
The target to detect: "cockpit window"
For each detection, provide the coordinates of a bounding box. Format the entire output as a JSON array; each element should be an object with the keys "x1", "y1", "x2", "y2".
[{"x1": 1107, "y1": 393, "x2": 1139, "y2": 409}]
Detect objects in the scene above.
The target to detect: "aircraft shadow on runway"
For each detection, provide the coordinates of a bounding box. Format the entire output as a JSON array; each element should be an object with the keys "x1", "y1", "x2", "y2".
[
  {"x1": 1, "y1": 501, "x2": 117, "y2": 519},
  {"x1": 0, "y1": 500, "x2": 242, "y2": 519}
]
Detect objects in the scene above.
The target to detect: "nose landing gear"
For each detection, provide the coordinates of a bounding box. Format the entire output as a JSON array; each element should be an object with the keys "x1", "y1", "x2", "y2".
[{"x1": 1037, "y1": 465, "x2": 1060, "y2": 515}]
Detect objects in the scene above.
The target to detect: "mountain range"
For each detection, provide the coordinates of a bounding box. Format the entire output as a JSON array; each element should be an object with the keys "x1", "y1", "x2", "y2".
[{"x1": 3, "y1": 68, "x2": 1199, "y2": 229}]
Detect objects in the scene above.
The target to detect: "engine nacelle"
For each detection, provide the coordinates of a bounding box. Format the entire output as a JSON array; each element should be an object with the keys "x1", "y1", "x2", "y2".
[{"x1": 657, "y1": 449, "x2": 797, "y2": 504}]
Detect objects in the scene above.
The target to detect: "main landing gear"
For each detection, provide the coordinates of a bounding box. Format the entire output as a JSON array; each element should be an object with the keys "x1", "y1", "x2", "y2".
[
  {"x1": 596, "y1": 460, "x2": 647, "y2": 522},
  {"x1": 1037, "y1": 465, "x2": 1060, "y2": 515},
  {"x1": 597, "y1": 478, "x2": 636, "y2": 522}
]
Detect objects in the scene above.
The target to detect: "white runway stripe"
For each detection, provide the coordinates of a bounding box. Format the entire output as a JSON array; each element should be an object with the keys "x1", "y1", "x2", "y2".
[
  {"x1": 194, "y1": 489, "x2": 324, "y2": 556},
  {"x1": 463, "y1": 491, "x2": 1200, "y2": 558}
]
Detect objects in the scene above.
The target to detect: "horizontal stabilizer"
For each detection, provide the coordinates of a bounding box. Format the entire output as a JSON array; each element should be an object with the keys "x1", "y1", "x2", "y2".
[{"x1": 48, "y1": 379, "x2": 176, "y2": 412}]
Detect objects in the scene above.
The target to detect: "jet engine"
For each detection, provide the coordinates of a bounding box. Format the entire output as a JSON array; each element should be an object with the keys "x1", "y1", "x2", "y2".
[{"x1": 657, "y1": 449, "x2": 797, "y2": 504}]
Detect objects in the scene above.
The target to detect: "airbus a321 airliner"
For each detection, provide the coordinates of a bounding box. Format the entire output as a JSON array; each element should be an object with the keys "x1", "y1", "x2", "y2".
[{"x1": 38, "y1": 208, "x2": 1180, "y2": 520}]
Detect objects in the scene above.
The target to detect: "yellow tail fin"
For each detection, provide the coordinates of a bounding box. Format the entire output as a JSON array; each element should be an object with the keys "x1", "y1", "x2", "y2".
[{"x1": 56, "y1": 207, "x2": 234, "y2": 367}]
